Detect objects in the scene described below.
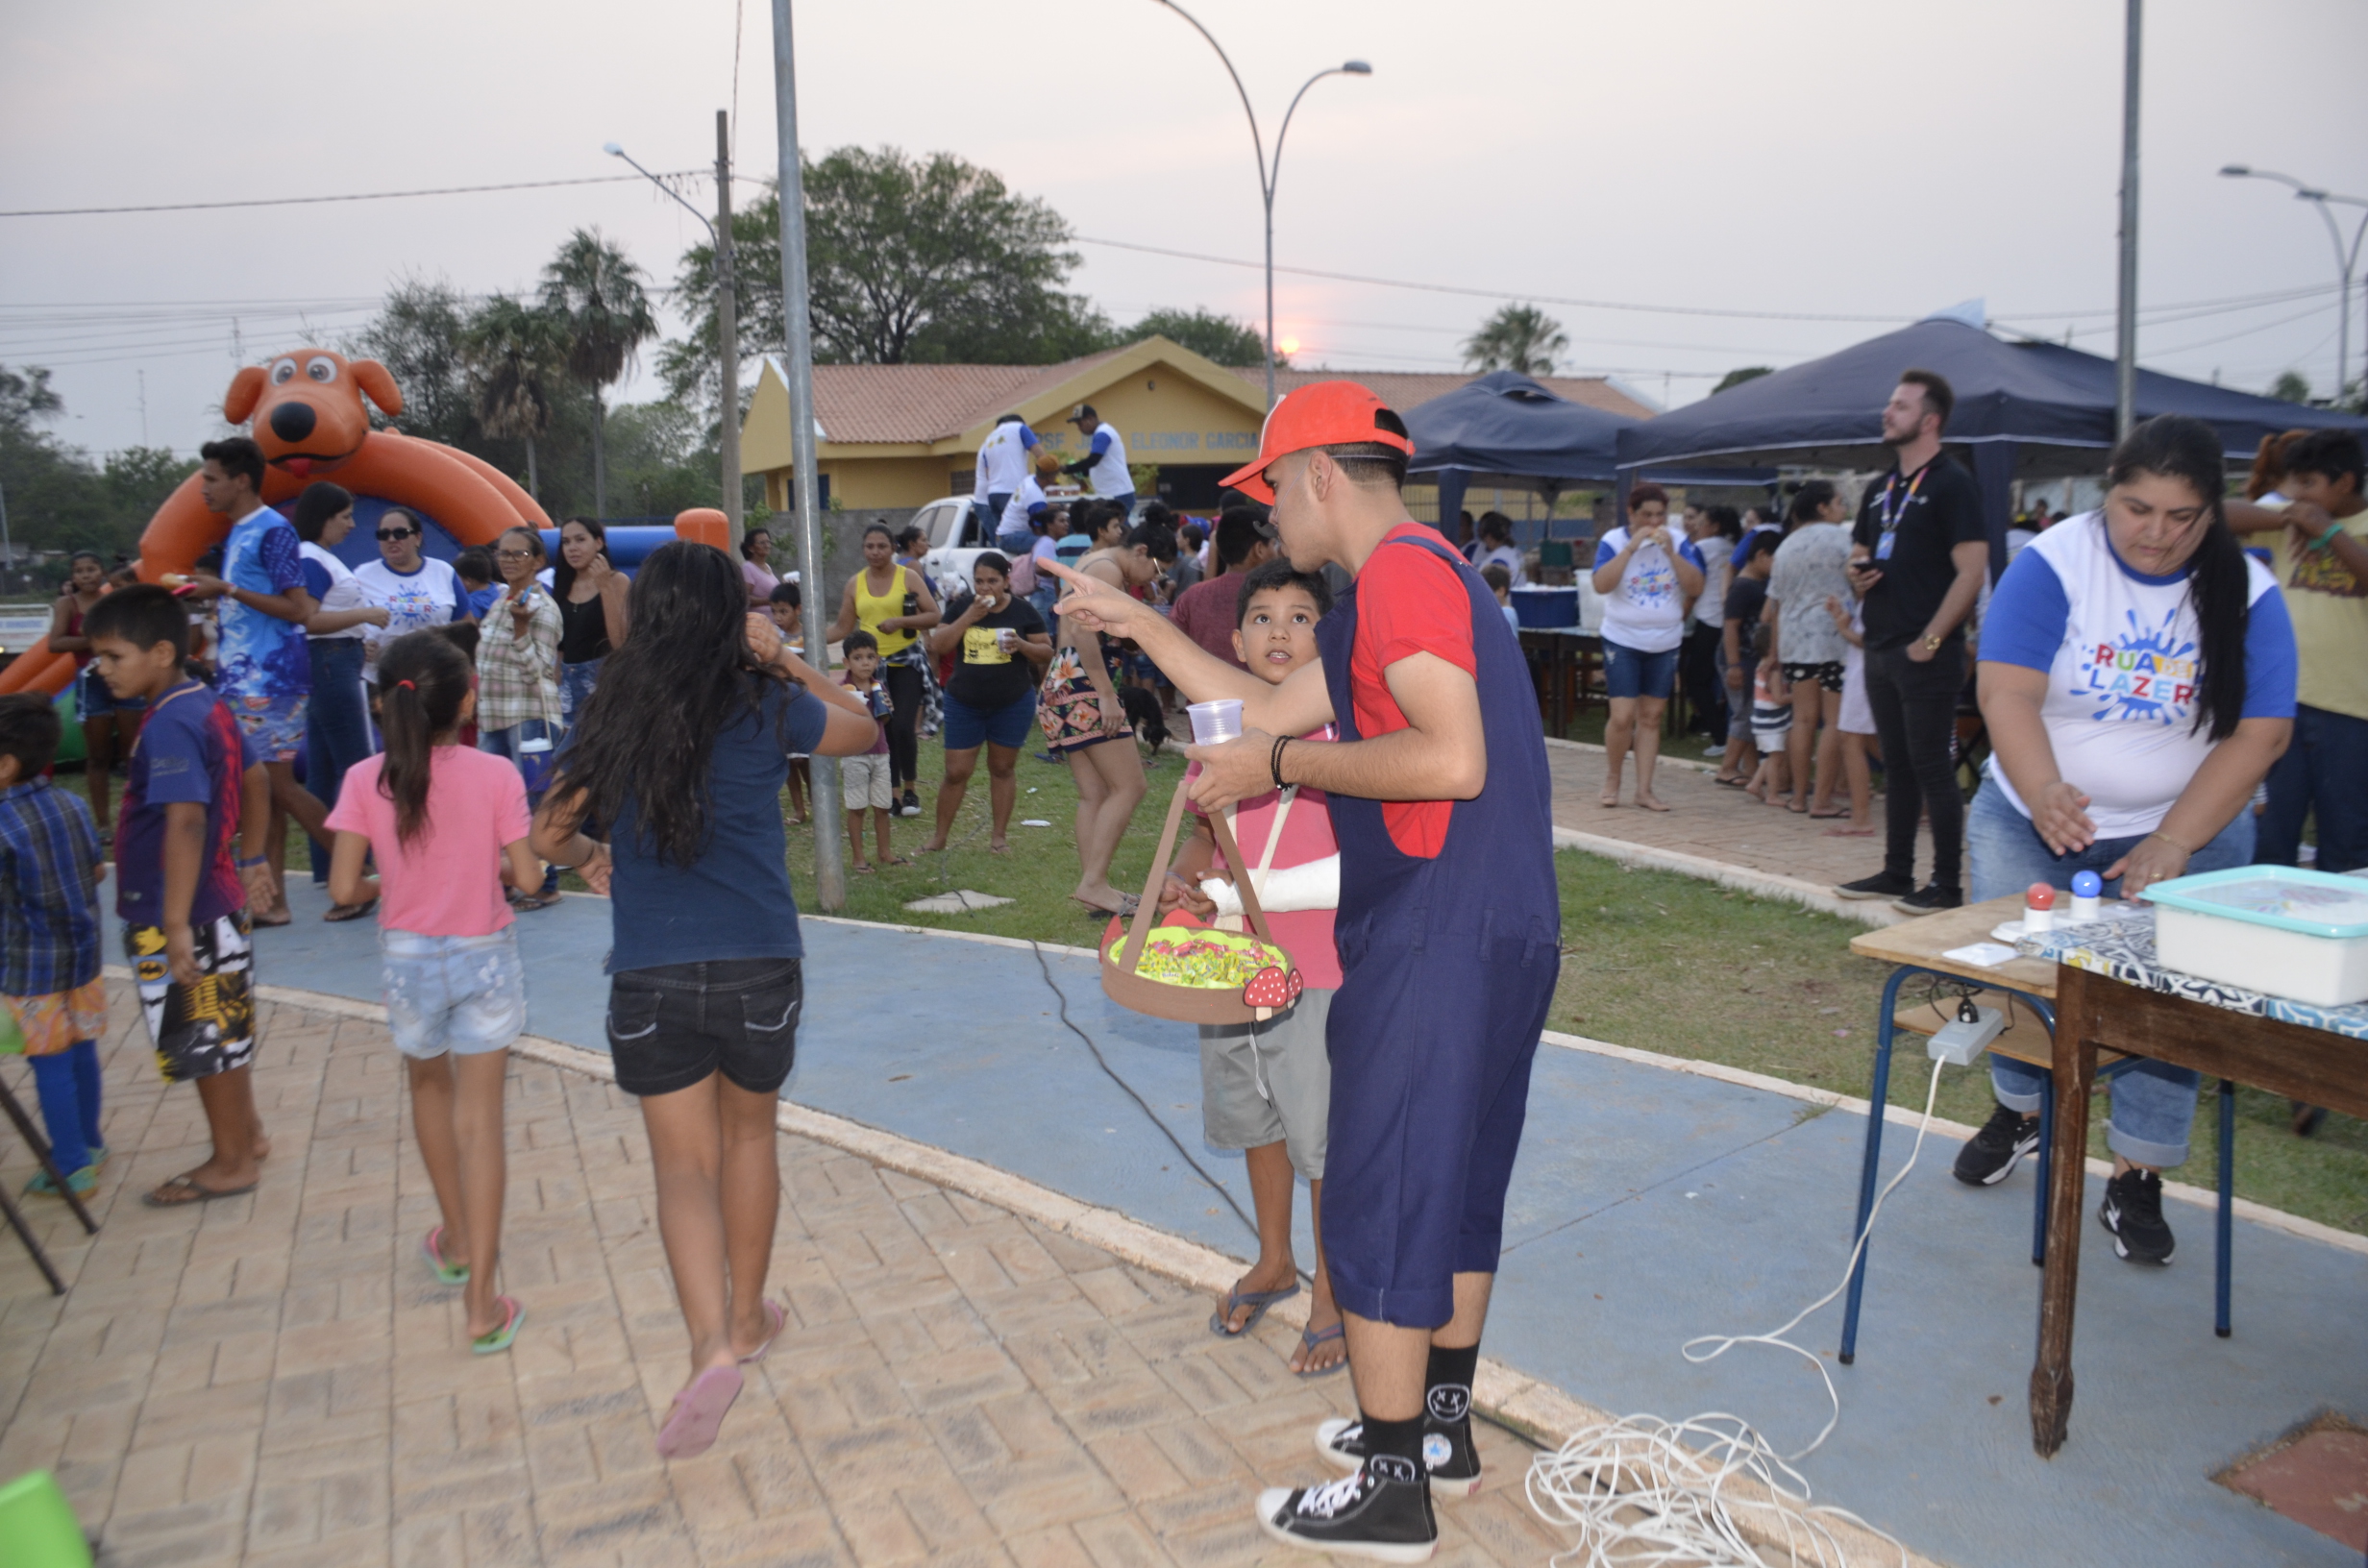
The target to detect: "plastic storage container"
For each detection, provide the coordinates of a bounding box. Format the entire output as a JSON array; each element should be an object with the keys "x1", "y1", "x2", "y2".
[
  {"x1": 2141, "y1": 866, "x2": 2368, "y2": 1006},
  {"x1": 1511, "y1": 586, "x2": 1581, "y2": 629}
]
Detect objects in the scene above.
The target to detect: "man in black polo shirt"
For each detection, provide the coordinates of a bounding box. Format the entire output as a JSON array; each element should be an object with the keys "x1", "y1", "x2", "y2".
[{"x1": 1835, "y1": 370, "x2": 1987, "y2": 914}]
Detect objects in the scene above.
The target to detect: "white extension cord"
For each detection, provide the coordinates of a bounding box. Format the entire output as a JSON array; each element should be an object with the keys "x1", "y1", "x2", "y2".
[{"x1": 1524, "y1": 1058, "x2": 1948, "y2": 1568}]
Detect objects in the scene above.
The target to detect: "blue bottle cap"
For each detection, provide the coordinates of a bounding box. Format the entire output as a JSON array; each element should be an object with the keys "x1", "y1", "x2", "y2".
[{"x1": 2071, "y1": 870, "x2": 2103, "y2": 897}]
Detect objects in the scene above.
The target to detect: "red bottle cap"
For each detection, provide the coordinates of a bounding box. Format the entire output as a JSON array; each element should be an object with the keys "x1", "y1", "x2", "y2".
[{"x1": 2025, "y1": 883, "x2": 2056, "y2": 910}]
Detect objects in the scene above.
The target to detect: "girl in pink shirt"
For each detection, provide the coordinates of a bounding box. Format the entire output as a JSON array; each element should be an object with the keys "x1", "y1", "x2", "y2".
[{"x1": 327, "y1": 631, "x2": 543, "y2": 1356}]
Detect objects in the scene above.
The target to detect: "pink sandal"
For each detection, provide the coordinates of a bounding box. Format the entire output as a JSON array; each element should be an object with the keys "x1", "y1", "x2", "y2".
[{"x1": 654, "y1": 1365, "x2": 744, "y2": 1459}]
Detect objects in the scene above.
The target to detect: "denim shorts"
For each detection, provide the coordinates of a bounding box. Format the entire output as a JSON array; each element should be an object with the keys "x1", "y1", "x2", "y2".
[
  {"x1": 1601, "y1": 638, "x2": 1678, "y2": 700},
  {"x1": 604, "y1": 957, "x2": 803, "y2": 1098},
  {"x1": 941, "y1": 690, "x2": 1037, "y2": 752},
  {"x1": 76, "y1": 662, "x2": 145, "y2": 719},
  {"x1": 380, "y1": 926, "x2": 526, "y2": 1059}
]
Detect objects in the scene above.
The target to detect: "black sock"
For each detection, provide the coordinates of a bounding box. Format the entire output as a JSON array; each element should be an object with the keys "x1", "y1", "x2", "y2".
[
  {"x1": 1357, "y1": 1411, "x2": 1422, "y2": 1466},
  {"x1": 1425, "y1": 1343, "x2": 1478, "y2": 1425}
]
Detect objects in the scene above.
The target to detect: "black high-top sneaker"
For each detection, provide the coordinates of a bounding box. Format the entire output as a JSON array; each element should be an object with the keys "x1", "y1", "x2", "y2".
[
  {"x1": 1314, "y1": 1385, "x2": 1483, "y2": 1500},
  {"x1": 1256, "y1": 1454, "x2": 1438, "y2": 1562}
]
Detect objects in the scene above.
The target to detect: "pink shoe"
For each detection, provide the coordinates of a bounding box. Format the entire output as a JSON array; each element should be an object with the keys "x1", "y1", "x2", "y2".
[{"x1": 655, "y1": 1365, "x2": 744, "y2": 1460}]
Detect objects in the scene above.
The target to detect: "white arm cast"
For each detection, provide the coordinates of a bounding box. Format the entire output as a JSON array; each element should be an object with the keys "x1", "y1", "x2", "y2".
[{"x1": 1202, "y1": 855, "x2": 1340, "y2": 917}]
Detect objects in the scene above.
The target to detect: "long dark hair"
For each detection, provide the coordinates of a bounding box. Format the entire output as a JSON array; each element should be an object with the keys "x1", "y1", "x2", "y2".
[
  {"x1": 2105, "y1": 415, "x2": 2248, "y2": 741},
  {"x1": 374, "y1": 630, "x2": 473, "y2": 846},
  {"x1": 553, "y1": 516, "x2": 606, "y2": 598},
  {"x1": 556, "y1": 541, "x2": 782, "y2": 867},
  {"x1": 290, "y1": 482, "x2": 354, "y2": 543}
]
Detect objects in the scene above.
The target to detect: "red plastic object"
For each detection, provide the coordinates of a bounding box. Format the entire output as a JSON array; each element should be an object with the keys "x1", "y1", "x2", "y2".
[{"x1": 2025, "y1": 882, "x2": 2057, "y2": 911}]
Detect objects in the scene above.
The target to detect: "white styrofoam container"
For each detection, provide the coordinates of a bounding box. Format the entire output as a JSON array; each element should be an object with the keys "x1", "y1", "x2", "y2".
[{"x1": 2143, "y1": 867, "x2": 2368, "y2": 1008}]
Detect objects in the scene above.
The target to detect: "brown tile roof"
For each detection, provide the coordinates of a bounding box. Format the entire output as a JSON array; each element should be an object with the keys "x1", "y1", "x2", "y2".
[
  {"x1": 1253, "y1": 368, "x2": 1657, "y2": 422},
  {"x1": 810, "y1": 346, "x2": 1133, "y2": 445}
]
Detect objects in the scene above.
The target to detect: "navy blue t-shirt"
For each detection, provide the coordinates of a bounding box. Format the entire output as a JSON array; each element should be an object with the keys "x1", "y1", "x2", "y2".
[{"x1": 605, "y1": 679, "x2": 829, "y2": 973}]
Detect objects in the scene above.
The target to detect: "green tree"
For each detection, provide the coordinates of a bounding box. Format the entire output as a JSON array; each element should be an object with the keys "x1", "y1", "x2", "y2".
[
  {"x1": 666, "y1": 150, "x2": 1108, "y2": 377},
  {"x1": 104, "y1": 447, "x2": 198, "y2": 520},
  {"x1": 0, "y1": 364, "x2": 170, "y2": 573},
  {"x1": 540, "y1": 229, "x2": 659, "y2": 520},
  {"x1": 461, "y1": 295, "x2": 568, "y2": 502},
  {"x1": 1713, "y1": 366, "x2": 1774, "y2": 396},
  {"x1": 1122, "y1": 307, "x2": 1270, "y2": 367},
  {"x1": 346, "y1": 278, "x2": 479, "y2": 445},
  {"x1": 1462, "y1": 304, "x2": 1568, "y2": 376},
  {"x1": 2271, "y1": 369, "x2": 2312, "y2": 404}
]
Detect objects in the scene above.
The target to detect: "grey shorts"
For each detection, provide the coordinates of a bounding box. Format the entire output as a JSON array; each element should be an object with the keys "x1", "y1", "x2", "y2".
[
  {"x1": 840, "y1": 752, "x2": 895, "y2": 810},
  {"x1": 1198, "y1": 987, "x2": 1333, "y2": 1180}
]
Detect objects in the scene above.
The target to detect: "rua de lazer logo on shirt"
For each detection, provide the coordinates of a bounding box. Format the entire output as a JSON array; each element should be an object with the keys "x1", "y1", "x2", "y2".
[
  {"x1": 1626, "y1": 551, "x2": 1678, "y2": 607},
  {"x1": 2075, "y1": 608, "x2": 2197, "y2": 724}
]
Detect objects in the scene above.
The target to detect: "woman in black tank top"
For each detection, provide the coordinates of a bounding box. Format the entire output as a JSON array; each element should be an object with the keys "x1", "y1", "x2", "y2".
[{"x1": 554, "y1": 518, "x2": 630, "y2": 724}]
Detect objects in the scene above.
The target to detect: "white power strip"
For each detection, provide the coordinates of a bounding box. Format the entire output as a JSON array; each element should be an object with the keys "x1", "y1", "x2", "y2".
[{"x1": 1927, "y1": 1004, "x2": 2007, "y2": 1066}]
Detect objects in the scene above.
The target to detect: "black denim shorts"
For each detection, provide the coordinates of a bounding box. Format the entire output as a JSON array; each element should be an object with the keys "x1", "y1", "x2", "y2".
[{"x1": 604, "y1": 957, "x2": 803, "y2": 1098}]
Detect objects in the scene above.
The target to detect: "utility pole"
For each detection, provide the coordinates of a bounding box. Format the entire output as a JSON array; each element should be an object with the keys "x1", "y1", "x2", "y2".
[
  {"x1": 2113, "y1": 0, "x2": 2142, "y2": 439},
  {"x1": 774, "y1": 0, "x2": 845, "y2": 912},
  {"x1": 715, "y1": 108, "x2": 744, "y2": 546}
]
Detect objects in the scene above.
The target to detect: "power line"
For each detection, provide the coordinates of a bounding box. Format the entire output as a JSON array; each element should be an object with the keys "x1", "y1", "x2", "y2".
[{"x1": 0, "y1": 171, "x2": 708, "y2": 219}]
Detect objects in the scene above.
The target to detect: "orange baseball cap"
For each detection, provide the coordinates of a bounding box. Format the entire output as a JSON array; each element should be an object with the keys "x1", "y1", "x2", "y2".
[{"x1": 1218, "y1": 380, "x2": 1414, "y2": 503}]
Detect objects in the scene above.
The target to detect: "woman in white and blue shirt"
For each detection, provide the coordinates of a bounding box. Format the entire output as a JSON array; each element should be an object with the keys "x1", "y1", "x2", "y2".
[
  {"x1": 1959, "y1": 415, "x2": 2296, "y2": 1262},
  {"x1": 1590, "y1": 482, "x2": 1705, "y2": 810}
]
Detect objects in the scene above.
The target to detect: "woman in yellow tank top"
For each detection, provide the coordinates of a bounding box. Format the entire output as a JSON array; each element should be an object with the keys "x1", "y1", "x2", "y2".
[{"x1": 827, "y1": 523, "x2": 941, "y2": 811}]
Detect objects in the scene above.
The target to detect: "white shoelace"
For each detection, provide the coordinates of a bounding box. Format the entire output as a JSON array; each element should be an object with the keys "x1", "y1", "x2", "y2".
[{"x1": 1296, "y1": 1471, "x2": 1369, "y2": 1520}]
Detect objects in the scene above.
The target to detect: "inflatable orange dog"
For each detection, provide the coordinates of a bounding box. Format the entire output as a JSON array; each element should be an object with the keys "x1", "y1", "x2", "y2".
[{"x1": 0, "y1": 349, "x2": 552, "y2": 698}]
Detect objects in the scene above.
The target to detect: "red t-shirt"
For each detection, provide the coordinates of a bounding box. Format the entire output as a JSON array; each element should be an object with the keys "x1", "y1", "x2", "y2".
[
  {"x1": 1170, "y1": 574, "x2": 1246, "y2": 669},
  {"x1": 1347, "y1": 525, "x2": 1478, "y2": 859}
]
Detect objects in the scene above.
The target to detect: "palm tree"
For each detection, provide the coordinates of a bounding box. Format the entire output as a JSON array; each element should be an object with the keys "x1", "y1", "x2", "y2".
[
  {"x1": 1462, "y1": 304, "x2": 1569, "y2": 376},
  {"x1": 538, "y1": 229, "x2": 658, "y2": 519},
  {"x1": 461, "y1": 295, "x2": 566, "y2": 500}
]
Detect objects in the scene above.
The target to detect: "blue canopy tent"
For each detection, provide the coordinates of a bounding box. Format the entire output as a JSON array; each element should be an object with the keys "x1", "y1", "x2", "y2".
[
  {"x1": 1406, "y1": 370, "x2": 1772, "y2": 541},
  {"x1": 1614, "y1": 310, "x2": 2368, "y2": 576}
]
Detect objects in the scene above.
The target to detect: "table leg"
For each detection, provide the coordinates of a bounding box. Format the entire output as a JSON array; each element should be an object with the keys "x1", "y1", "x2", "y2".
[
  {"x1": 1839, "y1": 965, "x2": 1914, "y2": 1364},
  {"x1": 2215, "y1": 1078, "x2": 2234, "y2": 1339},
  {"x1": 2031, "y1": 963, "x2": 2098, "y2": 1457}
]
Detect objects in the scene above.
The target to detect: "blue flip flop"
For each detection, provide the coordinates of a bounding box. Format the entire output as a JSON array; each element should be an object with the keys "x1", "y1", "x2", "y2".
[
  {"x1": 1295, "y1": 1321, "x2": 1347, "y2": 1378},
  {"x1": 1209, "y1": 1283, "x2": 1299, "y2": 1337}
]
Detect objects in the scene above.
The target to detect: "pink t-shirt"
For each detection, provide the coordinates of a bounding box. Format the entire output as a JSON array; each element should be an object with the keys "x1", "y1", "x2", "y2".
[
  {"x1": 325, "y1": 747, "x2": 532, "y2": 937},
  {"x1": 1188, "y1": 729, "x2": 1342, "y2": 990}
]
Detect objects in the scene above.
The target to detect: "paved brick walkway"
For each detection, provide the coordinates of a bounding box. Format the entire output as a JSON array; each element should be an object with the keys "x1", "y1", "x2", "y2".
[
  {"x1": 1546, "y1": 741, "x2": 1919, "y2": 898},
  {"x1": 0, "y1": 986, "x2": 1568, "y2": 1567}
]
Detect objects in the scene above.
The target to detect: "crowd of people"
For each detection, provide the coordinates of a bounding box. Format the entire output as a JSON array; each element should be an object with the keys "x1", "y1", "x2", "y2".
[{"x1": 5, "y1": 373, "x2": 2363, "y2": 1559}]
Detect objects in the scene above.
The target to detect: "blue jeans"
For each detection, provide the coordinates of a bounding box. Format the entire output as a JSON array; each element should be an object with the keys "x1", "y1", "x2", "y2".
[
  {"x1": 1601, "y1": 637, "x2": 1678, "y2": 700},
  {"x1": 304, "y1": 638, "x2": 373, "y2": 884},
  {"x1": 560, "y1": 657, "x2": 603, "y2": 727},
  {"x1": 2256, "y1": 702, "x2": 2368, "y2": 874},
  {"x1": 481, "y1": 721, "x2": 561, "y2": 895},
  {"x1": 1028, "y1": 582, "x2": 1059, "y2": 625},
  {"x1": 1967, "y1": 780, "x2": 2255, "y2": 1166},
  {"x1": 29, "y1": 1039, "x2": 103, "y2": 1175}
]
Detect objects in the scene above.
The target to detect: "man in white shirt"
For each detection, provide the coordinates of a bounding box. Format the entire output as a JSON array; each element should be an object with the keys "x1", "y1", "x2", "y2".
[
  {"x1": 1063, "y1": 404, "x2": 1134, "y2": 519},
  {"x1": 973, "y1": 413, "x2": 1038, "y2": 543}
]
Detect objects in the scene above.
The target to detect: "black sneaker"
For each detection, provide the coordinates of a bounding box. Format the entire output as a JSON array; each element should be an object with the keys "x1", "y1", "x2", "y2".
[
  {"x1": 1256, "y1": 1457, "x2": 1438, "y2": 1562},
  {"x1": 1891, "y1": 884, "x2": 1964, "y2": 915},
  {"x1": 2100, "y1": 1168, "x2": 2175, "y2": 1264},
  {"x1": 1316, "y1": 1393, "x2": 1482, "y2": 1501},
  {"x1": 1836, "y1": 870, "x2": 1915, "y2": 901},
  {"x1": 1953, "y1": 1103, "x2": 2042, "y2": 1187},
  {"x1": 898, "y1": 789, "x2": 922, "y2": 818}
]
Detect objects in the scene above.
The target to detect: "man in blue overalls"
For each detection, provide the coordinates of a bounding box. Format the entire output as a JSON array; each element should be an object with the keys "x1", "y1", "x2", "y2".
[{"x1": 1046, "y1": 381, "x2": 1560, "y2": 1561}]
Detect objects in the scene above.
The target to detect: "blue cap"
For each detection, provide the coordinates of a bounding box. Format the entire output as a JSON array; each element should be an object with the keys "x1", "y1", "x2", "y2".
[{"x1": 2071, "y1": 870, "x2": 2103, "y2": 897}]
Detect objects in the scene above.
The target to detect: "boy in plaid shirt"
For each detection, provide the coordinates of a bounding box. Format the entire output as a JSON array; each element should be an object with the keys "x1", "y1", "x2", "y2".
[{"x1": 0, "y1": 694, "x2": 109, "y2": 1196}]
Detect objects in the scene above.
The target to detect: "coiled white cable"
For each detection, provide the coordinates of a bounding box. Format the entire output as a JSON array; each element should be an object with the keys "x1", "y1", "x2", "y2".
[{"x1": 1525, "y1": 1058, "x2": 1947, "y2": 1567}]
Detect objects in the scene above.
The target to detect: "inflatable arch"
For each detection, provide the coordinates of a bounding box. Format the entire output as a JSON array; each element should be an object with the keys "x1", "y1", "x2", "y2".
[{"x1": 0, "y1": 347, "x2": 551, "y2": 698}]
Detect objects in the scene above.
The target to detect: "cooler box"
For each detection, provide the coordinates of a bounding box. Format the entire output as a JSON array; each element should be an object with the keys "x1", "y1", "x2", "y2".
[
  {"x1": 1511, "y1": 586, "x2": 1580, "y2": 629},
  {"x1": 2141, "y1": 866, "x2": 2368, "y2": 1007}
]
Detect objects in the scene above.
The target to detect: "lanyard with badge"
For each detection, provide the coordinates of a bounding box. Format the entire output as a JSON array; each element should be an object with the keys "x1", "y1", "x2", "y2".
[{"x1": 1873, "y1": 465, "x2": 1929, "y2": 561}]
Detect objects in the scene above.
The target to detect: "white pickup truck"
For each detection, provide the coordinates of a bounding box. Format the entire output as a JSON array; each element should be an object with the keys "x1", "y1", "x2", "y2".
[{"x1": 907, "y1": 488, "x2": 1086, "y2": 601}]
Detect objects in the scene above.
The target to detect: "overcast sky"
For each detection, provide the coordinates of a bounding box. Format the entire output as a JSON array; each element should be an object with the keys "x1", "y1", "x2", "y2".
[{"x1": 5, "y1": 0, "x2": 2364, "y2": 459}]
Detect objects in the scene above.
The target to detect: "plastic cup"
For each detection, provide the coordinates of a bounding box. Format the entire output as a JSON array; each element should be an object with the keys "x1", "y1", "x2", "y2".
[
  {"x1": 996, "y1": 628, "x2": 1018, "y2": 653},
  {"x1": 1187, "y1": 699, "x2": 1244, "y2": 745}
]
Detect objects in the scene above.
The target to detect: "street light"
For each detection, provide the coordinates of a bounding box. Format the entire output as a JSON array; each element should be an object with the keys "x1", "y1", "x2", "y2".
[
  {"x1": 2221, "y1": 163, "x2": 2368, "y2": 407},
  {"x1": 1150, "y1": 1, "x2": 1370, "y2": 408},
  {"x1": 607, "y1": 122, "x2": 747, "y2": 543}
]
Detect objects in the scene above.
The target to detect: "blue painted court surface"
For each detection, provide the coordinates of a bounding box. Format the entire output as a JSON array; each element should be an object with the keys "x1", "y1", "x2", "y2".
[{"x1": 241, "y1": 880, "x2": 2368, "y2": 1568}]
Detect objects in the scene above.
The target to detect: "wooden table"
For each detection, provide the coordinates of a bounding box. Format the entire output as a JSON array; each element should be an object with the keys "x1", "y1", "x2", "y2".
[
  {"x1": 1518, "y1": 629, "x2": 1602, "y2": 738},
  {"x1": 2032, "y1": 940, "x2": 2368, "y2": 1457}
]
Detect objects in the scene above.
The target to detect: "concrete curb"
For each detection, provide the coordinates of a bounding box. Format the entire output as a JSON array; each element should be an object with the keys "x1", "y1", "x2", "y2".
[{"x1": 1551, "y1": 829, "x2": 1905, "y2": 927}]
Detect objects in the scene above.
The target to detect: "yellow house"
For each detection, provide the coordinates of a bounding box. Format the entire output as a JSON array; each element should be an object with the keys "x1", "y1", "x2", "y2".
[{"x1": 739, "y1": 335, "x2": 1658, "y2": 512}]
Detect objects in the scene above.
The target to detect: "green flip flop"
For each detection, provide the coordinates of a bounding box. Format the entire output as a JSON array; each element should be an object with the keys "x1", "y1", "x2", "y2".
[
  {"x1": 421, "y1": 1226, "x2": 469, "y2": 1286},
  {"x1": 471, "y1": 1295, "x2": 526, "y2": 1356},
  {"x1": 24, "y1": 1164, "x2": 96, "y2": 1198}
]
